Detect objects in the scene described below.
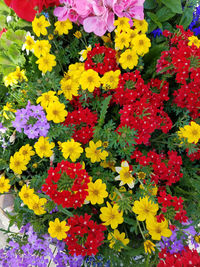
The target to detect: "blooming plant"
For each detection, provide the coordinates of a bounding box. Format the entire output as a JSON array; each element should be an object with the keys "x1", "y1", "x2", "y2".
[{"x1": 0, "y1": 0, "x2": 200, "y2": 266}]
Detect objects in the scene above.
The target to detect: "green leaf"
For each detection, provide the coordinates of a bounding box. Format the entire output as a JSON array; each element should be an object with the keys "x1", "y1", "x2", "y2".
[
  {"x1": 156, "y1": 7, "x2": 176, "y2": 22},
  {"x1": 0, "y1": 159, "x2": 8, "y2": 170},
  {"x1": 57, "y1": 205, "x2": 74, "y2": 217},
  {"x1": 0, "y1": 15, "x2": 6, "y2": 30},
  {"x1": 144, "y1": 0, "x2": 157, "y2": 9},
  {"x1": 147, "y1": 12, "x2": 162, "y2": 29},
  {"x1": 179, "y1": 6, "x2": 194, "y2": 29},
  {"x1": 160, "y1": 0, "x2": 183, "y2": 14}
]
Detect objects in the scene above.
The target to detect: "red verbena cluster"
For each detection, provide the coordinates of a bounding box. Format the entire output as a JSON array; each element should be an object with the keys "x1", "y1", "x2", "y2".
[
  {"x1": 131, "y1": 150, "x2": 183, "y2": 186},
  {"x1": 42, "y1": 161, "x2": 90, "y2": 209},
  {"x1": 113, "y1": 71, "x2": 172, "y2": 145},
  {"x1": 186, "y1": 147, "x2": 200, "y2": 161},
  {"x1": 157, "y1": 246, "x2": 200, "y2": 267},
  {"x1": 63, "y1": 108, "x2": 98, "y2": 144},
  {"x1": 157, "y1": 26, "x2": 200, "y2": 119},
  {"x1": 158, "y1": 191, "x2": 188, "y2": 223},
  {"x1": 85, "y1": 44, "x2": 119, "y2": 75},
  {"x1": 64, "y1": 213, "x2": 106, "y2": 256}
]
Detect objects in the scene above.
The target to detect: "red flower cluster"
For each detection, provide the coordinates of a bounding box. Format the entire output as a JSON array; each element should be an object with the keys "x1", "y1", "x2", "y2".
[
  {"x1": 158, "y1": 191, "x2": 188, "y2": 223},
  {"x1": 42, "y1": 161, "x2": 90, "y2": 209},
  {"x1": 157, "y1": 247, "x2": 200, "y2": 267},
  {"x1": 186, "y1": 147, "x2": 200, "y2": 161},
  {"x1": 63, "y1": 108, "x2": 98, "y2": 144},
  {"x1": 157, "y1": 26, "x2": 200, "y2": 119},
  {"x1": 131, "y1": 150, "x2": 183, "y2": 186},
  {"x1": 113, "y1": 71, "x2": 172, "y2": 145},
  {"x1": 64, "y1": 214, "x2": 106, "y2": 256},
  {"x1": 4, "y1": 0, "x2": 59, "y2": 22},
  {"x1": 85, "y1": 44, "x2": 119, "y2": 75}
]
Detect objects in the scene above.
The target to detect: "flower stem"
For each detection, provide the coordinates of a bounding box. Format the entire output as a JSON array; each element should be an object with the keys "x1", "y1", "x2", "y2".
[
  {"x1": 47, "y1": 246, "x2": 57, "y2": 267},
  {"x1": 137, "y1": 220, "x2": 145, "y2": 240}
]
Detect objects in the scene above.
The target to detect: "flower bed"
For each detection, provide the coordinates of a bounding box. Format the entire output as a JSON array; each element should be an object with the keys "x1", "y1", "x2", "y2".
[{"x1": 0, "y1": 0, "x2": 200, "y2": 266}]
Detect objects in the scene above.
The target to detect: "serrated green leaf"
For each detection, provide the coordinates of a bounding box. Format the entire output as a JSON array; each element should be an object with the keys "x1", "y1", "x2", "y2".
[{"x1": 147, "y1": 12, "x2": 162, "y2": 29}]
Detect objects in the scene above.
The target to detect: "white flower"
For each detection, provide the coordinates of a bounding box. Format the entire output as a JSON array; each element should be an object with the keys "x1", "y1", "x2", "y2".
[
  {"x1": 22, "y1": 32, "x2": 35, "y2": 55},
  {"x1": 79, "y1": 45, "x2": 92, "y2": 62},
  {"x1": 115, "y1": 161, "x2": 135, "y2": 189}
]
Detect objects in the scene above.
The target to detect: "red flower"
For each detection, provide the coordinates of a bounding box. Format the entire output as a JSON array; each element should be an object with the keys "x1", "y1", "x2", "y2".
[
  {"x1": 0, "y1": 28, "x2": 7, "y2": 38},
  {"x1": 64, "y1": 214, "x2": 106, "y2": 256},
  {"x1": 42, "y1": 161, "x2": 90, "y2": 209},
  {"x1": 4, "y1": 0, "x2": 59, "y2": 22}
]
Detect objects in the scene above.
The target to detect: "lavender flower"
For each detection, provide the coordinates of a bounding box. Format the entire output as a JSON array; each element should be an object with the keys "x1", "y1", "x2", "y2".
[{"x1": 12, "y1": 101, "x2": 50, "y2": 139}]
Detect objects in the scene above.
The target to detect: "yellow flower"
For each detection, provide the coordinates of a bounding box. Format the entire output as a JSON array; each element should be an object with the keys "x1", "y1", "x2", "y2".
[
  {"x1": 146, "y1": 217, "x2": 172, "y2": 240},
  {"x1": 18, "y1": 144, "x2": 35, "y2": 161},
  {"x1": 101, "y1": 70, "x2": 121, "y2": 90},
  {"x1": 127, "y1": 29, "x2": 139, "y2": 46},
  {"x1": 34, "y1": 40, "x2": 51, "y2": 58},
  {"x1": 19, "y1": 185, "x2": 35, "y2": 206},
  {"x1": 60, "y1": 139, "x2": 83, "y2": 162},
  {"x1": 100, "y1": 160, "x2": 116, "y2": 172},
  {"x1": 79, "y1": 69, "x2": 101, "y2": 92},
  {"x1": 86, "y1": 179, "x2": 108, "y2": 205},
  {"x1": 3, "y1": 103, "x2": 16, "y2": 119},
  {"x1": 132, "y1": 34, "x2": 151, "y2": 56},
  {"x1": 36, "y1": 91, "x2": 59, "y2": 110},
  {"x1": 48, "y1": 34, "x2": 54, "y2": 40},
  {"x1": 34, "y1": 136, "x2": 55, "y2": 158},
  {"x1": 101, "y1": 33, "x2": 112, "y2": 45},
  {"x1": 178, "y1": 121, "x2": 200, "y2": 144},
  {"x1": 85, "y1": 140, "x2": 108, "y2": 163},
  {"x1": 54, "y1": 19, "x2": 73, "y2": 35},
  {"x1": 73, "y1": 31, "x2": 82, "y2": 39},
  {"x1": 3, "y1": 73, "x2": 18, "y2": 87},
  {"x1": 68, "y1": 63, "x2": 85, "y2": 82},
  {"x1": 28, "y1": 194, "x2": 47, "y2": 215},
  {"x1": 100, "y1": 202, "x2": 123, "y2": 229},
  {"x1": 48, "y1": 218, "x2": 70, "y2": 240},
  {"x1": 119, "y1": 49, "x2": 138, "y2": 69},
  {"x1": 10, "y1": 152, "x2": 29, "y2": 174},
  {"x1": 144, "y1": 240, "x2": 156, "y2": 254},
  {"x1": 32, "y1": 15, "x2": 50, "y2": 37},
  {"x1": 13, "y1": 66, "x2": 28, "y2": 82},
  {"x1": 46, "y1": 101, "x2": 68, "y2": 123},
  {"x1": 133, "y1": 19, "x2": 148, "y2": 34},
  {"x1": 114, "y1": 17, "x2": 131, "y2": 32},
  {"x1": 115, "y1": 161, "x2": 135, "y2": 188},
  {"x1": 115, "y1": 32, "x2": 130, "y2": 50},
  {"x1": 23, "y1": 34, "x2": 35, "y2": 51},
  {"x1": 0, "y1": 176, "x2": 11, "y2": 193},
  {"x1": 36, "y1": 53, "x2": 56, "y2": 74},
  {"x1": 188, "y1": 36, "x2": 200, "y2": 48},
  {"x1": 58, "y1": 79, "x2": 79, "y2": 100},
  {"x1": 108, "y1": 229, "x2": 129, "y2": 251},
  {"x1": 79, "y1": 45, "x2": 92, "y2": 62},
  {"x1": 137, "y1": 172, "x2": 146, "y2": 180},
  {"x1": 132, "y1": 196, "x2": 159, "y2": 221}
]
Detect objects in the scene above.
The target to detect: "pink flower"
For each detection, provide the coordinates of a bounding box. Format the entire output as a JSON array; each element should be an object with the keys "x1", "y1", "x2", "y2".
[
  {"x1": 113, "y1": 0, "x2": 145, "y2": 21},
  {"x1": 53, "y1": 0, "x2": 79, "y2": 22}
]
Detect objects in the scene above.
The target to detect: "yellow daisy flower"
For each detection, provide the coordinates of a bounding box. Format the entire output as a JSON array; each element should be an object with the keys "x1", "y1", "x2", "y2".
[
  {"x1": 58, "y1": 78, "x2": 79, "y2": 100},
  {"x1": 48, "y1": 218, "x2": 70, "y2": 240},
  {"x1": 34, "y1": 136, "x2": 55, "y2": 158},
  {"x1": 60, "y1": 139, "x2": 83, "y2": 162},
  {"x1": 146, "y1": 217, "x2": 172, "y2": 240},
  {"x1": 85, "y1": 140, "x2": 108, "y2": 163},
  {"x1": 36, "y1": 91, "x2": 59, "y2": 110},
  {"x1": 32, "y1": 15, "x2": 50, "y2": 37},
  {"x1": 28, "y1": 194, "x2": 47, "y2": 215},
  {"x1": 10, "y1": 152, "x2": 29, "y2": 174},
  {"x1": 46, "y1": 101, "x2": 68, "y2": 123},
  {"x1": 19, "y1": 185, "x2": 35, "y2": 206},
  {"x1": 36, "y1": 53, "x2": 56, "y2": 74},
  {"x1": 54, "y1": 19, "x2": 73, "y2": 35},
  {"x1": 86, "y1": 179, "x2": 108, "y2": 205},
  {"x1": 79, "y1": 69, "x2": 101, "y2": 92},
  {"x1": 133, "y1": 19, "x2": 148, "y2": 33},
  {"x1": 0, "y1": 176, "x2": 11, "y2": 193},
  {"x1": 100, "y1": 202, "x2": 123, "y2": 229},
  {"x1": 114, "y1": 17, "x2": 131, "y2": 32},
  {"x1": 115, "y1": 32, "x2": 130, "y2": 50},
  {"x1": 132, "y1": 34, "x2": 151, "y2": 56},
  {"x1": 188, "y1": 36, "x2": 200, "y2": 48},
  {"x1": 101, "y1": 70, "x2": 121, "y2": 90},
  {"x1": 119, "y1": 49, "x2": 138, "y2": 70},
  {"x1": 144, "y1": 240, "x2": 156, "y2": 254},
  {"x1": 34, "y1": 40, "x2": 51, "y2": 58},
  {"x1": 3, "y1": 73, "x2": 18, "y2": 87},
  {"x1": 115, "y1": 161, "x2": 135, "y2": 188},
  {"x1": 108, "y1": 229, "x2": 129, "y2": 251},
  {"x1": 18, "y1": 144, "x2": 35, "y2": 161}
]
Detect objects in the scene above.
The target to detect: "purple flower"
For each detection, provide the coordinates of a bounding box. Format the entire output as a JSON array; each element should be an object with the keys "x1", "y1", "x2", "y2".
[
  {"x1": 151, "y1": 28, "x2": 162, "y2": 38},
  {"x1": 12, "y1": 101, "x2": 49, "y2": 139}
]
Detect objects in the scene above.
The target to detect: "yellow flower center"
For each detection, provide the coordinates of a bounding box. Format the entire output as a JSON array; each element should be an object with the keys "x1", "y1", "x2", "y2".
[
  {"x1": 15, "y1": 160, "x2": 21, "y2": 166},
  {"x1": 52, "y1": 109, "x2": 59, "y2": 116},
  {"x1": 191, "y1": 129, "x2": 198, "y2": 136},
  {"x1": 40, "y1": 145, "x2": 47, "y2": 151},
  {"x1": 33, "y1": 203, "x2": 40, "y2": 210},
  {"x1": 0, "y1": 183, "x2": 4, "y2": 187},
  {"x1": 43, "y1": 58, "x2": 49, "y2": 65},
  {"x1": 92, "y1": 189, "x2": 99, "y2": 196},
  {"x1": 127, "y1": 54, "x2": 132, "y2": 61},
  {"x1": 87, "y1": 76, "x2": 94, "y2": 83},
  {"x1": 22, "y1": 150, "x2": 28, "y2": 156},
  {"x1": 139, "y1": 40, "x2": 144, "y2": 46},
  {"x1": 37, "y1": 22, "x2": 42, "y2": 28},
  {"x1": 56, "y1": 225, "x2": 62, "y2": 232},
  {"x1": 155, "y1": 226, "x2": 162, "y2": 234},
  {"x1": 44, "y1": 95, "x2": 50, "y2": 101},
  {"x1": 23, "y1": 193, "x2": 30, "y2": 199}
]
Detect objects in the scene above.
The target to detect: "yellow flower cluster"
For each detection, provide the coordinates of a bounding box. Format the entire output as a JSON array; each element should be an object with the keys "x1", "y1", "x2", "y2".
[
  {"x1": 132, "y1": 196, "x2": 172, "y2": 241},
  {"x1": 0, "y1": 176, "x2": 11, "y2": 193},
  {"x1": 178, "y1": 121, "x2": 200, "y2": 144},
  {"x1": 34, "y1": 136, "x2": 55, "y2": 158},
  {"x1": 58, "y1": 63, "x2": 84, "y2": 100},
  {"x1": 10, "y1": 144, "x2": 35, "y2": 174},
  {"x1": 86, "y1": 179, "x2": 108, "y2": 205},
  {"x1": 114, "y1": 17, "x2": 151, "y2": 70},
  {"x1": 59, "y1": 139, "x2": 83, "y2": 162},
  {"x1": 3, "y1": 66, "x2": 28, "y2": 87},
  {"x1": 19, "y1": 185, "x2": 47, "y2": 215}
]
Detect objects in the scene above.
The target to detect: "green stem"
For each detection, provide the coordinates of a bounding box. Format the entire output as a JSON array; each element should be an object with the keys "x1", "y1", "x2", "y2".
[
  {"x1": 145, "y1": 253, "x2": 150, "y2": 267},
  {"x1": 137, "y1": 220, "x2": 145, "y2": 240}
]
